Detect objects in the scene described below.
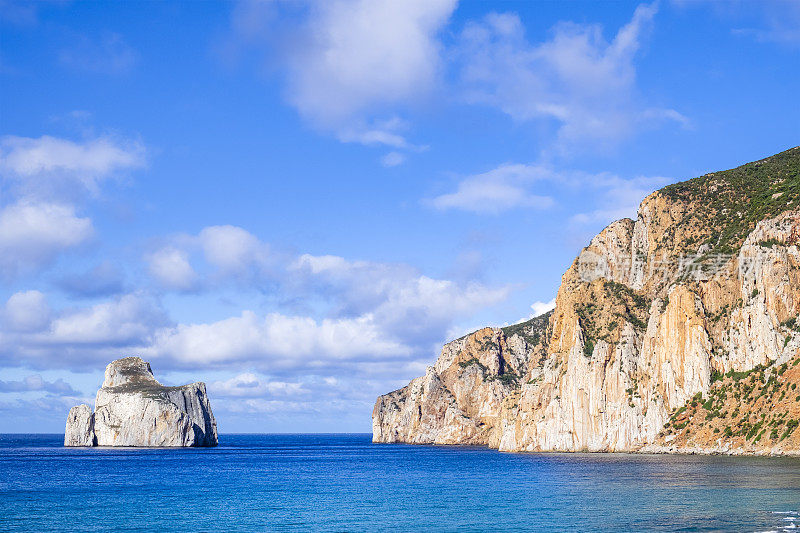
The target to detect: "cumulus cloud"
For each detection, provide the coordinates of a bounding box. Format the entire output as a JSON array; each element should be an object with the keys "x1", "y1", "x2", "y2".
[
  {"x1": 457, "y1": 3, "x2": 686, "y2": 151},
  {"x1": 146, "y1": 247, "x2": 198, "y2": 291},
  {"x1": 145, "y1": 226, "x2": 509, "y2": 345},
  {"x1": 1, "y1": 285, "x2": 473, "y2": 389},
  {"x1": 0, "y1": 258, "x2": 507, "y2": 431},
  {"x1": 44, "y1": 293, "x2": 170, "y2": 347},
  {"x1": 145, "y1": 225, "x2": 273, "y2": 291},
  {"x1": 145, "y1": 227, "x2": 511, "y2": 344},
  {"x1": 228, "y1": 0, "x2": 456, "y2": 152},
  {"x1": 3, "y1": 290, "x2": 51, "y2": 332},
  {"x1": 4, "y1": 223, "x2": 508, "y2": 377},
  {"x1": 146, "y1": 310, "x2": 409, "y2": 369},
  {"x1": 289, "y1": 252, "x2": 509, "y2": 323},
  {"x1": 0, "y1": 134, "x2": 144, "y2": 279},
  {"x1": 284, "y1": 0, "x2": 455, "y2": 129},
  {"x1": 0, "y1": 134, "x2": 145, "y2": 196},
  {"x1": 198, "y1": 225, "x2": 269, "y2": 274},
  {"x1": 226, "y1": 1, "x2": 688, "y2": 158},
  {"x1": 0, "y1": 201, "x2": 93, "y2": 278},
  {"x1": 0, "y1": 292, "x2": 169, "y2": 370},
  {"x1": 428, "y1": 163, "x2": 556, "y2": 214}
]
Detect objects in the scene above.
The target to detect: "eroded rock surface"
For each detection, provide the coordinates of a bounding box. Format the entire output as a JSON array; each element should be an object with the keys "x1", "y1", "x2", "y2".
[
  {"x1": 64, "y1": 404, "x2": 95, "y2": 446},
  {"x1": 64, "y1": 357, "x2": 217, "y2": 447},
  {"x1": 374, "y1": 146, "x2": 800, "y2": 454}
]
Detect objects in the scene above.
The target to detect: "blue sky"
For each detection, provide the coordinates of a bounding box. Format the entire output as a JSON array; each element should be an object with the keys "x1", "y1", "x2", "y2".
[{"x1": 1, "y1": 0, "x2": 798, "y2": 433}]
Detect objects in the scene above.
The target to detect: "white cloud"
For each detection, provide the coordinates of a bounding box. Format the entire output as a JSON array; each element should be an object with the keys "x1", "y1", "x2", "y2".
[
  {"x1": 230, "y1": 0, "x2": 456, "y2": 152},
  {"x1": 428, "y1": 163, "x2": 555, "y2": 214},
  {"x1": 146, "y1": 229, "x2": 510, "y2": 346},
  {"x1": 145, "y1": 310, "x2": 411, "y2": 369},
  {"x1": 288, "y1": 253, "x2": 511, "y2": 353},
  {"x1": 530, "y1": 298, "x2": 556, "y2": 317},
  {"x1": 376, "y1": 275, "x2": 508, "y2": 326},
  {"x1": 0, "y1": 134, "x2": 144, "y2": 194},
  {"x1": 289, "y1": 252, "x2": 509, "y2": 327},
  {"x1": 457, "y1": 3, "x2": 686, "y2": 151},
  {"x1": 198, "y1": 225, "x2": 269, "y2": 273},
  {"x1": 0, "y1": 201, "x2": 93, "y2": 278},
  {"x1": 508, "y1": 298, "x2": 556, "y2": 326},
  {"x1": 336, "y1": 116, "x2": 419, "y2": 149},
  {"x1": 0, "y1": 134, "x2": 144, "y2": 279},
  {"x1": 292, "y1": 253, "x2": 352, "y2": 275},
  {"x1": 144, "y1": 225, "x2": 271, "y2": 290},
  {"x1": 0, "y1": 282, "x2": 484, "y2": 381},
  {"x1": 146, "y1": 247, "x2": 198, "y2": 291},
  {"x1": 45, "y1": 293, "x2": 169, "y2": 347},
  {"x1": 3, "y1": 290, "x2": 51, "y2": 332},
  {"x1": 0, "y1": 292, "x2": 170, "y2": 371},
  {"x1": 285, "y1": 0, "x2": 456, "y2": 127},
  {"x1": 3, "y1": 222, "x2": 508, "y2": 379}
]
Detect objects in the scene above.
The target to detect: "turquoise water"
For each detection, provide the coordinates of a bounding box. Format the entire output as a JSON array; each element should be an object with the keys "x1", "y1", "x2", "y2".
[{"x1": 1, "y1": 434, "x2": 798, "y2": 532}]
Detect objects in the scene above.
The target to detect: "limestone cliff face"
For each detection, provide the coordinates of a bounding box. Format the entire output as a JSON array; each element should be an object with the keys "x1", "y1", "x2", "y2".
[
  {"x1": 374, "y1": 146, "x2": 800, "y2": 454},
  {"x1": 64, "y1": 357, "x2": 217, "y2": 447},
  {"x1": 64, "y1": 404, "x2": 94, "y2": 446},
  {"x1": 642, "y1": 352, "x2": 800, "y2": 455},
  {"x1": 373, "y1": 314, "x2": 551, "y2": 447}
]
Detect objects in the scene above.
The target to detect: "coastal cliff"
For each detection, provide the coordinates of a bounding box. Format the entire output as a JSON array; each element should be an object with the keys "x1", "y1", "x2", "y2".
[
  {"x1": 64, "y1": 357, "x2": 217, "y2": 447},
  {"x1": 374, "y1": 146, "x2": 800, "y2": 454}
]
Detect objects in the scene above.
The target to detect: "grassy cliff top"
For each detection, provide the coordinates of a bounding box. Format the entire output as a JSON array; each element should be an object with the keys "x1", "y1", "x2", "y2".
[
  {"x1": 658, "y1": 146, "x2": 800, "y2": 255},
  {"x1": 501, "y1": 309, "x2": 553, "y2": 345}
]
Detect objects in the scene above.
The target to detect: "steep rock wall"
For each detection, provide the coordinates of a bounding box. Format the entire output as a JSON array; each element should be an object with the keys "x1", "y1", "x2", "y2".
[
  {"x1": 374, "y1": 147, "x2": 800, "y2": 453},
  {"x1": 65, "y1": 357, "x2": 218, "y2": 447}
]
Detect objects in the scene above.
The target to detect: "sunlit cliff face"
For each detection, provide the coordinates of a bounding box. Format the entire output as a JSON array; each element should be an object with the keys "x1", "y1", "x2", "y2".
[{"x1": 374, "y1": 148, "x2": 800, "y2": 454}]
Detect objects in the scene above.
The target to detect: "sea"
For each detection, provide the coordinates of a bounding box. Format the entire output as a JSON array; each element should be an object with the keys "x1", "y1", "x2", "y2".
[{"x1": 1, "y1": 433, "x2": 798, "y2": 532}]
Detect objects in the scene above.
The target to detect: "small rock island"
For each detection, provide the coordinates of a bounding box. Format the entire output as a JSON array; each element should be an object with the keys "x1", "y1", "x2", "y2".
[{"x1": 65, "y1": 357, "x2": 218, "y2": 447}]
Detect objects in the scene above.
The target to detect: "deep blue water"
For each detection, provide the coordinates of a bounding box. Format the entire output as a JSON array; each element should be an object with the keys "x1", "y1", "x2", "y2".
[{"x1": 1, "y1": 434, "x2": 799, "y2": 532}]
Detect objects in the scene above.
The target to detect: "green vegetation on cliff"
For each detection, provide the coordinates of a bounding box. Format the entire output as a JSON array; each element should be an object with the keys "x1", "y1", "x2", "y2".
[
  {"x1": 659, "y1": 146, "x2": 800, "y2": 255},
  {"x1": 501, "y1": 310, "x2": 553, "y2": 347}
]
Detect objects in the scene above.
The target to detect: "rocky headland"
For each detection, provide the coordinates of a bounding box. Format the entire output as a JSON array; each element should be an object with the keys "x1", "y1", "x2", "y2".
[
  {"x1": 374, "y1": 146, "x2": 800, "y2": 455},
  {"x1": 64, "y1": 357, "x2": 217, "y2": 447}
]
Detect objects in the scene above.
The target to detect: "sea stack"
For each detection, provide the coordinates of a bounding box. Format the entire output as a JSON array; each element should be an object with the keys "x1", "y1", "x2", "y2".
[{"x1": 64, "y1": 357, "x2": 218, "y2": 447}]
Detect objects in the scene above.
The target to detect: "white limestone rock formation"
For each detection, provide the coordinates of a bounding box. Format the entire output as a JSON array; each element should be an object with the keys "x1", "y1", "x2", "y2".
[
  {"x1": 373, "y1": 147, "x2": 800, "y2": 454},
  {"x1": 64, "y1": 357, "x2": 218, "y2": 447},
  {"x1": 64, "y1": 404, "x2": 95, "y2": 446}
]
